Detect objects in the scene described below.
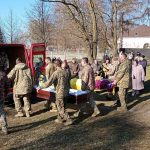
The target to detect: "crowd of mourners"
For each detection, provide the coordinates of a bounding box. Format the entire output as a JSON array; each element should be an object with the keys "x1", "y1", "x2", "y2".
[{"x1": 0, "y1": 48, "x2": 148, "y2": 135}]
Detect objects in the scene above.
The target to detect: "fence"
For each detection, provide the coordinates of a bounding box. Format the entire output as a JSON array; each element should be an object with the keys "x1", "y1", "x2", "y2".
[{"x1": 46, "y1": 50, "x2": 112, "y2": 61}]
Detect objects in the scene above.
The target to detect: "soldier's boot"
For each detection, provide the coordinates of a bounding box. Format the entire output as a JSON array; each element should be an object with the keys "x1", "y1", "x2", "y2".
[
  {"x1": 55, "y1": 119, "x2": 63, "y2": 123},
  {"x1": 15, "y1": 112, "x2": 24, "y2": 117},
  {"x1": 44, "y1": 100, "x2": 50, "y2": 109},
  {"x1": 64, "y1": 119, "x2": 73, "y2": 126},
  {"x1": 50, "y1": 103, "x2": 57, "y2": 112},
  {"x1": 91, "y1": 108, "x2": 100, "y2": 117},
  {"x1": 2, "y1": 127, "x2": 8, "y2": 135},
  {"x1": 50, "y1": 109, "x2": 57, "y2": 112},
  {"x1": 73, "y1": 111, "x2": 83, "y2": 118},
  {"x1": 25, "y1": 111, "x2": 30, "y2": 117},
  {"x1": 111, "y1": 100, "x2": 120, "y2": 107},
  {"x1": 117, "y1": 107, "x2": 128, "y2": 112}
]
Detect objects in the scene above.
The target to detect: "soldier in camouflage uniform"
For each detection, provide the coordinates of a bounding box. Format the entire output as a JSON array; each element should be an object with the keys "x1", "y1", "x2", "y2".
[
  {"x1": 7, "y1": 58, "x2": 34, "y2": 117},
  {"x1": 0, "y1": 70, "x2": 10, "y2": 134},
  {"x1": 37, "y1": 60, "x2": 72, "y2": 126},
  {"x1": 0, "y1": 49, "x2": 8, "y2": 72},
  {"x1": 107, "y1": 57, "x2": 120, "y2": 80},
  {"x1": 106, "y1": 57, "x2": 120, "y2": 101},
  {"x1": 113, "y1": 54, "x2": 132, "y2": 111},
  {"x1": 74, "y1": 57, "x2": 100, "y2": 118},
  {"x1": 44, "y1": 57, "x2": 57, "y2": 112}
]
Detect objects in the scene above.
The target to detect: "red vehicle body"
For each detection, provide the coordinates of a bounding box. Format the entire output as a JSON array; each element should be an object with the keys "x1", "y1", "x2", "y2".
[{"x1": 0, "y1": 43, "x2": 46, "y2": 94}]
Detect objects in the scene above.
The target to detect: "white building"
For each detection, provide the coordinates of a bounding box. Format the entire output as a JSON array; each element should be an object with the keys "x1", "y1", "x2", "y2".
[{"x1": 118, "y1": 25, "x2": 150, "y2": 49}]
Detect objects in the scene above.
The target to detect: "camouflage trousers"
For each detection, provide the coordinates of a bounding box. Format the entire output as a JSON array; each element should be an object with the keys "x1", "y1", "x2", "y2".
[
  {"x1": 56, "y1": 97, "x2": 70, "y2": 121},
  {"x1": 45, "y1": 101, "x2": 57, "y2": 110},
  {"x1": 78, "y1": 90, "x2": 98, "y2": 113},
  {"x1": 117, "y1": 87, "x2": 128, "y2": 109},
  {"x1": 0, "y1": 104, "x2": 7, "y2": 129},
  {"x1": 13, "y1": 93, "x2": 31, "y2": 113}
]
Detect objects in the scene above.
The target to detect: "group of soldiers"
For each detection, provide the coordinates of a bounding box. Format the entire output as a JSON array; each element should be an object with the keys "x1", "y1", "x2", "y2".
[
  {"x1": 37, "y1": 57, "x2": 101, "y2": 125},
  {"x1": 0, "y1": 48, "x2": 133, "y2": 135}
]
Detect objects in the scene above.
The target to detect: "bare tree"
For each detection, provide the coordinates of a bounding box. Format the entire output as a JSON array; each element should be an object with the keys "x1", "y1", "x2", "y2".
[
  {"x1": 41, "y1": 0, "x2": 98, "y2": 63},
  {"x1": 26, "y1": 1, "x2": 55, "y2": 47},
  {"x1": 94, "y1": 0, "x2": 147, "y2": 56},
  {"x1": 4, "y1": 9, "x2": 20, "y2": 44}
]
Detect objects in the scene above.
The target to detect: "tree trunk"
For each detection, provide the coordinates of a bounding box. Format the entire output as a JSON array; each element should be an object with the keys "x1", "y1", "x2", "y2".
[
  {"x1": 120, "y1": 0, "x2": 124, "y2": 49},
  {"x1": 85, "y1": 38, "x2": 93, "y2": 64},
  {"x1": 88, "y1": 0, "x2": 97, "y2": 60},
  {"x1": 112, "y1": 0, "x2": 118, "y2": 57}
]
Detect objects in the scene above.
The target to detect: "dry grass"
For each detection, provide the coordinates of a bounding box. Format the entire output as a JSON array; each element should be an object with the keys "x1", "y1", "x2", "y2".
[{"x1": 0, "y1": 67, "x2": 150, "y2": 150}]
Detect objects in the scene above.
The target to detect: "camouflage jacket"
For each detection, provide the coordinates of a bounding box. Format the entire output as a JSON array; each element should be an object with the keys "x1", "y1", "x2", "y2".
[
  {"x1": 0, "y1": 71, "x2": 10, "y2": 104},
  {"x1": 39, "y1": 67, "x2": 70, "y2": 98},
  {"x1": 107, "y1": 60, "x2": 120, "y2": 80},
  {"x1": 81, "y1": 64, "x2": 95, "y2": 91},
  {"x1": 7, "y1": 63, "x2": 34, "y2": 95},
  {"x1": 115, "y1": 59, "x2": 132, "y2": 88},
  {"x1": 45, "y1": 62, "x2": 55, "y2": 80},
  {"x1": 0, "y1": 53, "x2": 8, "y2": 71}
]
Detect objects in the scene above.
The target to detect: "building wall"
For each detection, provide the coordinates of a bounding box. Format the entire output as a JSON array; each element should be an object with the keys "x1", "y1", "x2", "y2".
[{"x1": 118, "y1": 37, "x2": 150, "y2": 48}]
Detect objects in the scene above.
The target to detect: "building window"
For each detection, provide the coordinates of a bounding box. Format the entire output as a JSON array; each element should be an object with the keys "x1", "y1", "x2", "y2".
[{"x1": 135, "y1": 33, "x2": 138, "y2": 36}]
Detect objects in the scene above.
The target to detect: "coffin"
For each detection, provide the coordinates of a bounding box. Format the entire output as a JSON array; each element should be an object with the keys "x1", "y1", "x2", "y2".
[{"x1": 36, "y1": 87, "x2": 87, "y2": 105}]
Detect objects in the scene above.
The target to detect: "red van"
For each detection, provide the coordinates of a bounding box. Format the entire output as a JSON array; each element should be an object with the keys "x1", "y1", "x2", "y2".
[{"x1": 0, "y1": 43, "x2": 46, "y2": 94}]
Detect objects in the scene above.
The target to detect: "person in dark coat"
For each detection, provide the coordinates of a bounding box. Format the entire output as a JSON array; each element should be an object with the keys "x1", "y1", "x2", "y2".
[
  {"x1": 103, "y1": 53, "x2": 109, "y2": 63},
  {"x1": 109, "y1": 54, "x2": 113, "y2": 63},
  {"x1": 139, "y1": 55, "x2": 147, "y2": 76},
  {"x1": 62, "y1": 60, "x2": 71, "y2": 80},
  {"x1": 52, "y1": 56, "x2": 56, "y2": 63},
  {"x1": 91, "y1": 59, "x2": 102, "y2": 77},
  {"x1": 69, "y1": 58, "x2": 80, "y2": 79}
]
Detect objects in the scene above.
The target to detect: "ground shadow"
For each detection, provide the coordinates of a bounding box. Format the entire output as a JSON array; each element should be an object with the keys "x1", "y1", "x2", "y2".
[{"x1": 8, "y1": 112, "x2": 149, "y2": 150}]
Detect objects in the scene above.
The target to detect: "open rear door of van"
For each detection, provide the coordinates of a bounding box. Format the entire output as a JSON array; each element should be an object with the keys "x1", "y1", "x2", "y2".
[{"x1": 30, "y1": 43, "x2": 46, "y2": 84}]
